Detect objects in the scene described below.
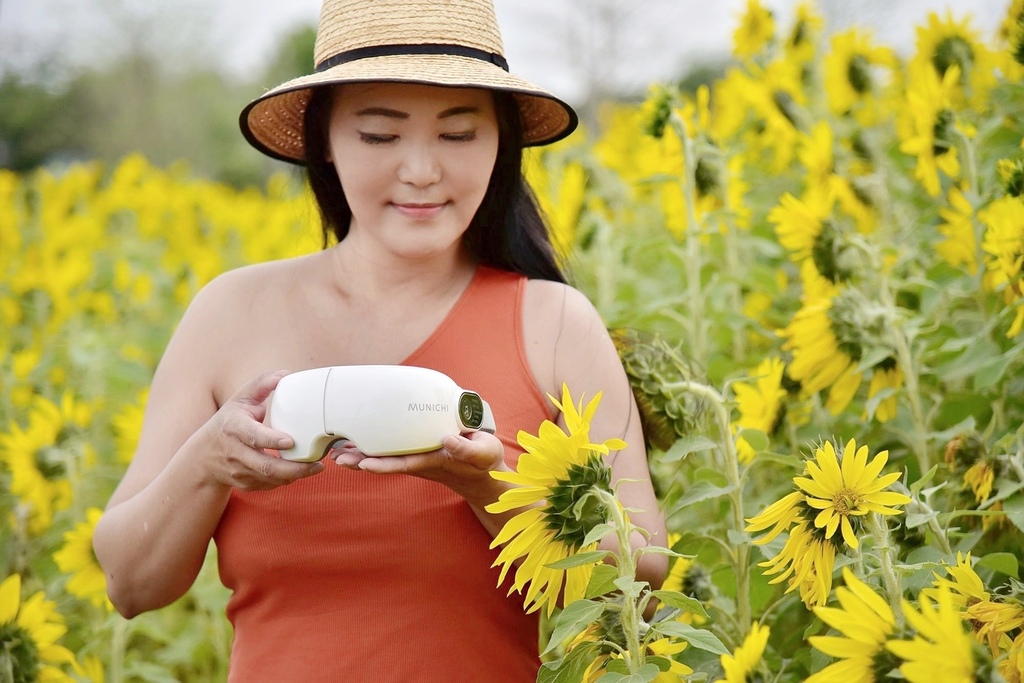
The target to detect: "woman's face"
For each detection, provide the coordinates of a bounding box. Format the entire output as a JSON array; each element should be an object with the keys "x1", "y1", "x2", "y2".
[{"x1": 327, "y1": 82, "x2": 500, "y2": 261}]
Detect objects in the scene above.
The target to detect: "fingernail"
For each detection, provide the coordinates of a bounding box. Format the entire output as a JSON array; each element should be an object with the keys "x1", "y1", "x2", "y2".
[{"x1": 277, "y1": 437, "x2": 293, "y2": 449}]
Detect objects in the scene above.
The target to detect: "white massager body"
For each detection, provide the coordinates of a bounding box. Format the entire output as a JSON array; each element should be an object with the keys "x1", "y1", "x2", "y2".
[{"x1": 268, "y1": 365, "x2": 496, "y2": 462}]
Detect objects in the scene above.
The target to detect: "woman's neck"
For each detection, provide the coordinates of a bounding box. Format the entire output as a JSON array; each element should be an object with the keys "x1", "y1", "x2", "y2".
[{"x1": 324, "y1": 238, "x2": 477, "y2": 302}]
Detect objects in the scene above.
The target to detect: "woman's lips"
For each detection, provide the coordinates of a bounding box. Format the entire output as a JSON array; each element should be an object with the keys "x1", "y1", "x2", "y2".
[{"x1": 391, "y1": 202, "x2": 447, "y2": 219}]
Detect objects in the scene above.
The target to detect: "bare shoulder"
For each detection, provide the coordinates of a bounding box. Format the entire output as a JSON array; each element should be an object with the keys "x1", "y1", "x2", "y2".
[{"x1": 521, "y1": 279, "x2": 620, "y2": 400}]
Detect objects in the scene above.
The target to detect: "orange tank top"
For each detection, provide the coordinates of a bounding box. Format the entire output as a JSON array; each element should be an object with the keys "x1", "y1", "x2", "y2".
[{"x1": 214, "y1": 266, "x2": 553, "y2": 682}]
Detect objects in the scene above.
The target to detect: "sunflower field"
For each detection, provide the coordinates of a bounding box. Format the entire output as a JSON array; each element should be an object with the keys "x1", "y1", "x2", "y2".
[{"x1": 4, "y1": 1, "x2": 1024, "y2": 681}]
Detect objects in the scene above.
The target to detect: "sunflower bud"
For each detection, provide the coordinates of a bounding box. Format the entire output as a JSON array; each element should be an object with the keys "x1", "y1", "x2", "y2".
[
  {"x1": 641, "y1": 85, "x2": 677, "y2": 139},
  {"x1": 847, "y1": 53, "x2": 873, "y2": 94},
  {"x1": 944, "y1": 431, "x2": 987, "y2": 470},
  {"x1": 610, "y1": 328, "x2": 707, "y2": 452}
]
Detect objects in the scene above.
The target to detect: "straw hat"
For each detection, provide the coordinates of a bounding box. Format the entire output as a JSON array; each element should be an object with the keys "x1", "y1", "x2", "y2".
[{"x1": 240, "y1": 0, "x2": 579, "y2": 164}]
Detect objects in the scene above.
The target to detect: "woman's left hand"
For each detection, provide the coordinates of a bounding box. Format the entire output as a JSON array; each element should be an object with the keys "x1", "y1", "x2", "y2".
[{"x1": 328, "y1": 430, "x2": 509, "y2": 505}]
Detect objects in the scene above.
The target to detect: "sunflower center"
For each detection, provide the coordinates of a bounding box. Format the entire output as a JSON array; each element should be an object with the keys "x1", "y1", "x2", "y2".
[
  {"x1": 811, "y1": 220, "x2": 853, "y2": 284},
  {"x1": 772, "y1": 90, "x2": 800, "y2": 128},
  {"x1": 544, "y1": 455, "x2": 613, "y2": 551},
  {"x1": 694, "y1": 155, "x2": 721, "y2": 199},
  {"x1": 0, "y1": 622, "x2": 41, "y2": 683},
  {"x1": 932, "y1": 109, "x2": 956, "y2": 156},
  {"x1": 932, "y1": 36, "x2": 974, "y2": 79},
  {"x1": 832, "y1": 489, "x2": 861, "y2": 516},
  {"x1": 847, "y1": 54, "x2": 873, "y2": 94},
  {"x1": 34, "y1": 446, "x2": 67, "y2": 481}
]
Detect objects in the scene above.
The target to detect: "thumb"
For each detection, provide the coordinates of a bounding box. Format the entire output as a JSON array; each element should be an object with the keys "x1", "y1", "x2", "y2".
[{"x1": 235, "y1": 369, "x2": 291, "y2": 410}]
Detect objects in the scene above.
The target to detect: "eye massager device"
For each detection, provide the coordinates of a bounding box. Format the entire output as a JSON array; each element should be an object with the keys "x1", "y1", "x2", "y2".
[{"x1": 268, "y1": 365, "x2": 496, "y2": 462}]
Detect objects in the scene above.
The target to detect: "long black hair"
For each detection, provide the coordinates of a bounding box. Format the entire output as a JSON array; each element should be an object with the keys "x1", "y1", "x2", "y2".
[{"x1": 303, "y1": 85, "x2": 567, "y2": 284}]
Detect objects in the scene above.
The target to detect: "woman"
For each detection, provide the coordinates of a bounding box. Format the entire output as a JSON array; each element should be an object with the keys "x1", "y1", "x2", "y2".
[{"x1": 93, "y1": 1, "x2": 667, "y2": 680}]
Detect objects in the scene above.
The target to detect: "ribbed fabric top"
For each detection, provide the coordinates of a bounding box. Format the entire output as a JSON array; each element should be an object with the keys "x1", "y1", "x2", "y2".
[{"x1": 214, "y1": 266, "x2": 552, "y2": 682}]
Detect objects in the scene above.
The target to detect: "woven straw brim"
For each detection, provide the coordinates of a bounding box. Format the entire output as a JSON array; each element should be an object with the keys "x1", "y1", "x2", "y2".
[{"x1": 240, "y1": 54, "x2": 578, "y2": 164}]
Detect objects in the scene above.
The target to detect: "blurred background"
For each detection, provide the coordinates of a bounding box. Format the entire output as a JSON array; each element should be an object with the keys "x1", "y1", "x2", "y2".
[{"x1": 0, "y1": 0, "x2": 1007, "y2": 185}]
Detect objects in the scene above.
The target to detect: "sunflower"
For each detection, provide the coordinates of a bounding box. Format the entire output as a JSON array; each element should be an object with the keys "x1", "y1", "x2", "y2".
[
  {"x1": 936, "y1": 185, "x2": 978, "y2": 275},
  {"x1": 911, "y1": 10, "x2": 998, "y2": 110},
  {"x1": 897, "y1": 60, "x2": 962, "y2": 197},
  {"x1": 925, "y1": 552, "x2": 988, "y2": 606},
  {"x1": 487, "y1": 385, "x2": 626, "y2": 615},
  {"x1": 53, "y1": 507, "x2": 111, "y2": 611},
  {"x1": 0, "y1": 397, "x2": 75, "y2": 535},
  {"x1": 796, "y1": 438, "x2": 910, "y2": 549},
  {"x1": 782, "y1": 264, "x2": 900, "y2": 416},
  {"x1": 0, "y1": 574, "x2": 76, "y2": 682},
  {"x1": 746, "y1": 488, "x2": 837, "y2": 608},
  {"x1": 806, "y1": 567, "x2": 898, "y2": 683},
  {"x1": 768, "y1": 190, "x2": 850, "y2": 282},
  {"x1": 925, "y1": 556, "x2": 1024, "y2": 656},
  {"x1": 823, "y1": 28, "x2": 897, "y2": 125},
  {"x1": 720, "y1": 622, "x2": 770, "y2": 683},
  {"x1": 733, "y1": 0, "x2": 775, "y2": 60},
  {"x1": 966, "y1": 600, "x2": 1024, "y2": 656},
  {"x1": 886, "y1": 587, "x2": 975, "y2": 683},
  {"x1": 979, "y1": 196, "x2": 1024, "y2": 337},
  {"x1": 783, "y1": 3, "x2": 823, "y2": 66},
  {"x1": 733, "y1": 357, "x2": 787, "y2": 463}
]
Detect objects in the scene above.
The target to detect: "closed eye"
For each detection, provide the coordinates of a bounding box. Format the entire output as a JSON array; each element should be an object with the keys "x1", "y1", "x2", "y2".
[
  {"x1": 359, "y1": 133, "x2": 397, "y2": 145},
  {"x1": 441, "y1": 131, "x2": 477, "y2": 142}
]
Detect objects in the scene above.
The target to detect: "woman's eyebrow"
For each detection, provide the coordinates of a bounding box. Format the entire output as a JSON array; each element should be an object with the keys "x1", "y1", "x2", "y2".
[
  {"x1": 356, "y1": 107, "x2": 408, "y2": 119},
  {"x1": 354, "y1": 105, "x2": 479, "y2": 119}
]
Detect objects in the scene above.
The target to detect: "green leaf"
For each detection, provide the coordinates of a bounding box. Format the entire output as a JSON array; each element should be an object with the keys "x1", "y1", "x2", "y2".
[
  {"x1": 542, "y1": 600, "x2": 607, "y2": 656},
  {"x1": 1003, "y1": 496, "x2": 1024, "y2": 535},
  {"x1": 661, "y1": 435, "x2": 719, "y2": 462},
  {"x1": 910, "y1": 464, "x2": 939, "y2": 495},
  {"x1": 673, "y1": 480, "x2": 737, "y2": 511},
  {"x1": 977, "y1": 552, "x2": 1020, "y2": 579},
  {"x1": 651, "y1": 622, "x2": 729, "y2": 655},
  {"x1": 614, "y1": 576, "x2": 647, "y2": 599},
  {"x1": 595, "y1": 665, "x2": 661, "y2": 683},
  {"x1": 737, "y1": 428, "x2": 769, "y2": 452},
  {"x1": 547, "y1": 551, "x2": 611, "y2": 570},
  {"x1": 586, "y1": 564, "x2": 620, "y2": 599},
  {"x1": 583, "y1": 523, "x2": 616, "y2": 547},
  {"x1": 641, "y1": 546, "x2": 691, "y2": 559},
  {"x1": 975, "y1": 347, "x2": 1021, "y2": 390},
  {"x1": 650, "y1": 589, "x2": 710, "y2": 618},
  {"x1": 751, "y1": 451, "x2": 803, "y2": 470},
  {"x1": 538, "y1": 642, "x2": 601, "y2": 683}
]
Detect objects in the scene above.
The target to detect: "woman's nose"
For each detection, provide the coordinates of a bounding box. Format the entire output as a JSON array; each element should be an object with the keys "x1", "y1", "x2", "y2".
[{"x1": 397, "y1": 142, "x2": 442, "y2": 187}]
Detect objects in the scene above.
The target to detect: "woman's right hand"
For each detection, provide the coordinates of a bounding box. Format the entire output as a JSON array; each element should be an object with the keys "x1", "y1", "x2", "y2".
[{"x1": 195, "y1": 370, "x2": 324, "y2": 491}]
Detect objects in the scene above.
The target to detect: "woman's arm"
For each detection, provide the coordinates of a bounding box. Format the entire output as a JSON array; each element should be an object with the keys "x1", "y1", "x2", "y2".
[
  {"x1": 93, "y1": 275, "x2": 322, "y2": 618},
  {"x1": 524, "y1": 280, "x2": 670, "y2": 590}
]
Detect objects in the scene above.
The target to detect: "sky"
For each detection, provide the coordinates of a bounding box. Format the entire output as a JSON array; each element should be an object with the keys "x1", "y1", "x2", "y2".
[{"x1": 0, "y1": 0, "x2": 1011, "y2": 104}]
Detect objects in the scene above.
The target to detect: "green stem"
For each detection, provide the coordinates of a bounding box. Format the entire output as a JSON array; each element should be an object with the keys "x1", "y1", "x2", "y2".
[
  {"x1": 662, "y1": 380, "x2": 751, "y2": 637},
  {"x1": 954, "y1": 128, "x2": 978, "y2": 198},
  {"x1": 110, "y1": 617, "x2": 128, "y2": 683},
  {"x1": 890, "y1": 324, "x2": 931, "y2": 474},
  {"x1": 669, "y1": 112, "x2": 707, "y2": 368},
  {"x1": 596, "y1": 489, "x2": 645, "y2": 674},
  {"x1": 721, "y1": 158, "x2": 747, "y2": 363},
  {"x1": 867, "y1": 513, "x2": 904, "y2": 628}
]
